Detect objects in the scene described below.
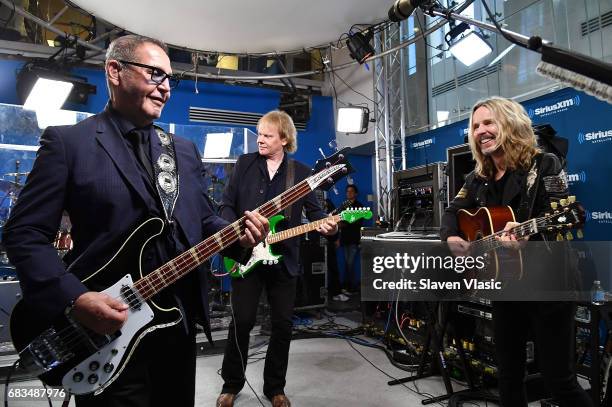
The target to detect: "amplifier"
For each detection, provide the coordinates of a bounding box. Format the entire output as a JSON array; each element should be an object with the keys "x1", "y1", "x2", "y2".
[
  {"x1": 446, "y1": 144, "x2": 475, "y2": 203},
  {"x1": 393, "y1": 162, "x2": 446, "y2": 229},
  {"x1": 296, "y1": 235, "x2": 327, "y2": 310}
]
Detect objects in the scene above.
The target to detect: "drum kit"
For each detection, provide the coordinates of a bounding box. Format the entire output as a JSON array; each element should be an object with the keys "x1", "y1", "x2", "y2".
[{"x1": 0, "y1": 162, "x2": 72, "y2": 281}]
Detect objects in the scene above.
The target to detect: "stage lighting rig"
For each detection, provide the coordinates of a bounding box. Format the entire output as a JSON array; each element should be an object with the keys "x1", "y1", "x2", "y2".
[{"x1": 346, "y1": 30, "x2": 374, "y2": 64}]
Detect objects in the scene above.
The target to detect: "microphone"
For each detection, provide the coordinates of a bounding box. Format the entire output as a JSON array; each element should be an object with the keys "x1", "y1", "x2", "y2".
[{"x1": 388, "y1": 0, "x2": 430, "y2": 22}]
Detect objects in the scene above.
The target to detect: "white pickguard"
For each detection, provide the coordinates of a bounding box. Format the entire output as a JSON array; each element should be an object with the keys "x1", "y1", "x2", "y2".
[
  {"x1": 61, "y1": 274, "x2": 154, "y2": 395},
  {"x1": 235, "y1": 238, "x2": 279, "y2": 276}
]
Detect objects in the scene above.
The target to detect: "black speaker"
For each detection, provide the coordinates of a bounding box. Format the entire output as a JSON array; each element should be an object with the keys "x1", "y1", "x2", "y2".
[
  {"x1": 446, "y1": 144, "x2": 475, "y2": 203},
  {"x1": 295, "y1": 232, "x2": 327, "y2": 310}
]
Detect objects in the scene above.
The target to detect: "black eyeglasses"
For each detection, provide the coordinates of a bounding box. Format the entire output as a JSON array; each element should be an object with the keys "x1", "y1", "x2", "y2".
[{"x1": 118, "y1": 60, "x2": 180, "y2": 89}]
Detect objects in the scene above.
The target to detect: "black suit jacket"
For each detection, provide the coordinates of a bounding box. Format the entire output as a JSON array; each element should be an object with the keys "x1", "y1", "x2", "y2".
[
  {"x1": 3, "y1": 109, "x2": 234, "y2": 326},
  {"x1": 219, "y1": 152, "x2": 329, "y2": 276}
]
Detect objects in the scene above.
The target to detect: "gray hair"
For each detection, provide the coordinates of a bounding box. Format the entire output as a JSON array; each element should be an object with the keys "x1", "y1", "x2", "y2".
[
  {"x1": 105, "y1": 34, "x2": 168, "y2": 63},
  {"x1": 104, "y1": 34, "x2": 169, "y2": 99}
]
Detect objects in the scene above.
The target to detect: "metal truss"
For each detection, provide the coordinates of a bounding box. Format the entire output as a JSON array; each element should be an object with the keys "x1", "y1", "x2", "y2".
[{"x1": 372, "y1": 21, "x2": 409, "y2": 222}]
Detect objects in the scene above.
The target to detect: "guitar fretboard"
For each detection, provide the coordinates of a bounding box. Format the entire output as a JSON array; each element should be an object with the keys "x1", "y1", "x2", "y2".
[
  {"x1": 266, "y1": 215, "x2": 341, "y2": 244},
  {"x1": 133, "y1": 178, "x2": 315, "y2": 300}
]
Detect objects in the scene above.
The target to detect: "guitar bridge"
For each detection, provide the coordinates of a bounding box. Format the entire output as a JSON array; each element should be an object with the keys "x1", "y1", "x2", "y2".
[{"x1": 18, "y1": 326, "x2": 76, "y2": 375}]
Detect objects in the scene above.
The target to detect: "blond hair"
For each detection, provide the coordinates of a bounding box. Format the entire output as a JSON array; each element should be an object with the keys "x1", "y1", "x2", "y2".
[
  {"x1": 257, "y1": 110, "x2": 297, "y2": 153},
  {"x1": 468, "y1": 96, "x2": 540, "y2": 179}
]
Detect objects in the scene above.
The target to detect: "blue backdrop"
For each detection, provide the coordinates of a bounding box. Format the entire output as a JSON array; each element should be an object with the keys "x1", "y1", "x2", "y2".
[{"x1": 406, "y1": 88, "x2": 612, "y2": 240}]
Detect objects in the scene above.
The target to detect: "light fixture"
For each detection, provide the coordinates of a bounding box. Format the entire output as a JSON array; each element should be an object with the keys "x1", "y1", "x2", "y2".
[
  {"x1": 24, "y1": 78, "x2": 73, "y2": 111},
  {"x1": 337, "y1": 106, "x2": 370, "y2": 134},
  {"x1": 16, "y1": 62, "x2": 96, "y2": 111},
  {"x1": 445, "y1": 22, "x2": 492, "y2": 67},
  {"x1": 346, "y1": 31, "x2": 375, "y2": 64}
]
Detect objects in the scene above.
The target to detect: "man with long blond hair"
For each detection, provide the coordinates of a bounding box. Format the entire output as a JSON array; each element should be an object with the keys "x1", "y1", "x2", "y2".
[
  {"x1": 216, "y1": 110, "x2": 338, "y2": 407},
  {"x1": 440, "y1": 97, "x2": 592, "y2": 406}
]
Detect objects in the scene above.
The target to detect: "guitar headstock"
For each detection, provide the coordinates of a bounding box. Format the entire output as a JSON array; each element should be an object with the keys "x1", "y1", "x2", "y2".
[
  {"x1": 339, "y1": 207, "x2": 373, "y2": 223},
  {"x1": 307, "y1": 147, "x2": 354, "y2": 191},
  {"x1": 540, "y1": 197, "x2": 586, "y2": 240}
]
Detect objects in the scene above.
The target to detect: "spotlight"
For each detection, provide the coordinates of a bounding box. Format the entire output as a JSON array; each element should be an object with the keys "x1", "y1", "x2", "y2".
[
  {"x1": 16, "y1": 62, "x2": 97, "y2": 111},
  {"x1": 337, "y1": 106, "x2": 370, "y2": 134},
  {"x1": 445, "y1": 22, "x2": 492, "y2": 67},
  {"x1": 346, "y1": 31, "x2": 374, "y2": 64}
]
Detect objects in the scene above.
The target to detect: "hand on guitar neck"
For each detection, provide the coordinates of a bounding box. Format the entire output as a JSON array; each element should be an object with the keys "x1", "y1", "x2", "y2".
[
  {"x1": 494, "y1": 221, "x2": 528, "y2": 251},
  {"x1": 448, "y1": 221, "x2": 527, "y2": 257},
  {"x1": 238, "y1": 211, "x2": 270, "y2": 248},
  {"x1": 316, "y1": 216, "x2": 338, "y2": 236}
]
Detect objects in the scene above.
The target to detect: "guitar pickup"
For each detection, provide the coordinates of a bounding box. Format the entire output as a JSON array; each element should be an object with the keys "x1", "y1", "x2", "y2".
[{"x1": 120, "y1": 284, "x2": 144, "y2": 311}]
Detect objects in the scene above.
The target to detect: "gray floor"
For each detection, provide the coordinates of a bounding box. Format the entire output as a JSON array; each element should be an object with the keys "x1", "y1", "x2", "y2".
[{"x1": 0, "y1": 314, "x2": 561, "y2": 406}]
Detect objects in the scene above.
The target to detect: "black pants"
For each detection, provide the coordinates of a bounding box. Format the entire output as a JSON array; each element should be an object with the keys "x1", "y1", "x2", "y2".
[
  {"x1": 221, "y1": 265, "x2": 297, "y2": 398},
  {"x1": 75, "y1": 322, "x2": 197, "y2": 407},
  {"x1": 493, "y1": 302, "x2": 593, "y2": 407}
]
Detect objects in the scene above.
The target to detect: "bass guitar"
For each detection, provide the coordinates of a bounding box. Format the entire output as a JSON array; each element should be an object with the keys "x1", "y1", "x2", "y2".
[
  {"x1": 224, "y1": 208, "x2": 372, "y2": 278},
  {"x1": 9, "y1": 150, "x2": 352, "y2": 396}
]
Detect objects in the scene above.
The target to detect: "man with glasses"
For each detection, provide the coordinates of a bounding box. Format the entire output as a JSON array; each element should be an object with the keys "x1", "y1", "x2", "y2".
[{"x1": 3, "y1": 35, "x2": 268, "y2": 407}]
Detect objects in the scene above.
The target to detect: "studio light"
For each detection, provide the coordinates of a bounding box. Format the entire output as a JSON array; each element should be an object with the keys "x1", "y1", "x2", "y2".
[
  {"x1": 337, "y1": 106, "x2": 370, "y2": 134},
  {"x1": 445, "y1": 22, "x2": 492, "y2": 67},
  {"x1": 16, "y1": 62, "x2": 96, "y2": 111},
  {"x1": 346, "y1": 31, "x2": 374, "y2": 64}
]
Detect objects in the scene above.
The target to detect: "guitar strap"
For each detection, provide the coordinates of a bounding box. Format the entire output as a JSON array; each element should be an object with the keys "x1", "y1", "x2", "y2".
[
  {"x1": 152, "y1": 126, "x2": 179, "y2": 224},
  {"x1": 519, "y1": 153, "x2": 544, "y2": 221},
  {"x1": 284, "y1": 158, "x2": 295, "y2": 221}
]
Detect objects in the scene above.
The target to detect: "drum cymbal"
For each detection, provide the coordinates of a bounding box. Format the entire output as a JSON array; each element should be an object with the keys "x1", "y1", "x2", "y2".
[{"x1": 4, "y1": 172, "x2": 29, "y2": 177}]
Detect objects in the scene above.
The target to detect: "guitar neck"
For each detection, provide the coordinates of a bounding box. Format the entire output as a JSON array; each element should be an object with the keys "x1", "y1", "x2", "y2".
[
  {"x1": 266, "y1": 214, "x2": 340, "y2": 244},
  {"x1": 470, "y1": 218, "x2": 538, "y2": 253},
  {"x1": 134, "y1": 178, "x2": 314, "y2": 300}
]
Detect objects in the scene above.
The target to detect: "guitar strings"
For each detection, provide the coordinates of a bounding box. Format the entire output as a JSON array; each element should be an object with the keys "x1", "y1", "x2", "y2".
[
  {"x1": 469, "y1": 209, "x2": 576, "y2": 253},
  {"x1": 31, "y1": 181, "x2": 312, "y2": 359},
  {"x1": 28, "y1": 169, "x2": 331, "y2": 361}
]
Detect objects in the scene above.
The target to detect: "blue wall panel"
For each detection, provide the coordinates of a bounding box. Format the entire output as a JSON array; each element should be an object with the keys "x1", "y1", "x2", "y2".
[
  {"x1": 0, "y1": 60, "x2": 336, "y2": 171},
  {"x1": 405, "y1": 88, "x2": 612, "y2": 240}
]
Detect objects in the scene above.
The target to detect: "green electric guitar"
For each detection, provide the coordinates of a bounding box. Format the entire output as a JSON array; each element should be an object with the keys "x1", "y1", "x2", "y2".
[{"x1": 224, "y1": 208, "x2": 372, "y2": 278}]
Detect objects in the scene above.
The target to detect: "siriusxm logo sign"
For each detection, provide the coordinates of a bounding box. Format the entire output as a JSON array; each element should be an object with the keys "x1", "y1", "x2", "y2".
[
  {"x1": 411, "y1": 136, "x2": 436, "y2": 149},
  {"x1": 585, "y1": 210, "x2": 612, "y2": 224},
  {"x1": 577, "y1": 129, "x2": 612, "y2": 144},
  {"x1": 527, "y1": 95, "x2": 581, "y2": 118},
  {"x1": 566, "y1": 170, "x2": 587, "y2": 184}
]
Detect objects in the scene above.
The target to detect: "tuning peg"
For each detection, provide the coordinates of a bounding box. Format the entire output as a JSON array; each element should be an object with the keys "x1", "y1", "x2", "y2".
[
  {"x1": 560, "y1": 198, "x2": 568, "y2": 207},
  {"x1": 325, "y1": 161, "x2": 331, "y2": 168},
  {"x1": 565, "y1": 231, "x2": 574, "y2": 240},
  {"x1": 568, "y1": 195, "x2": 576, "y2": 203},
  {"x1": 577, "y1": 229, "x2": 584, "y2": 239},
  {"x1": 550, "y1": 202, "x2": 558, "y2": 210},
  {"x1": 556, "y1": 232, "x2": 564, "y2": 241},
  {"x1": 338, "y1": 154, "x2": 344, "y2": 160},
  {"x1": 341, "y1": 167, "x2": 348, "y2": 174}
]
